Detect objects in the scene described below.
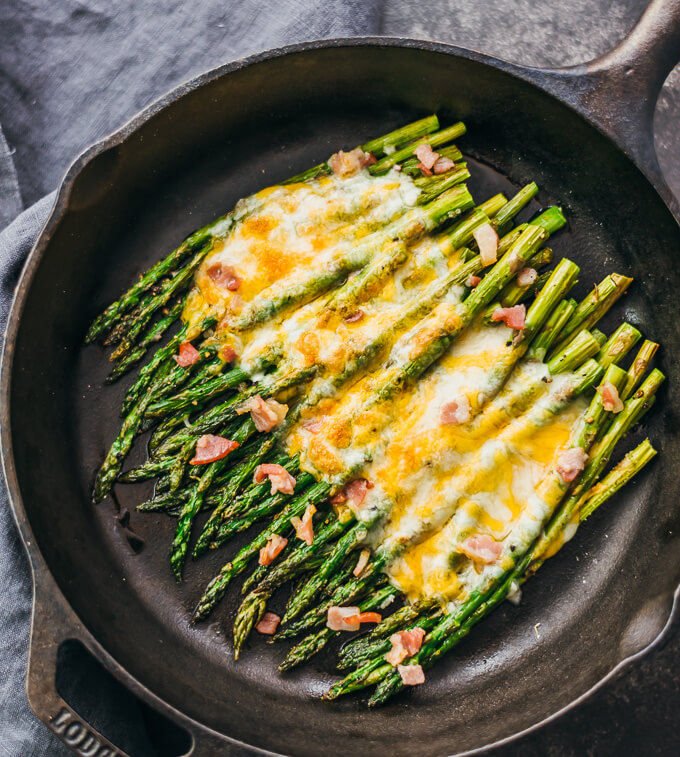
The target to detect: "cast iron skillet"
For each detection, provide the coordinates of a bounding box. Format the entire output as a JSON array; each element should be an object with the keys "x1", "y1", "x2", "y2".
[{"x1": 3, "y1": 1, "x2": 680, "y2": 755}]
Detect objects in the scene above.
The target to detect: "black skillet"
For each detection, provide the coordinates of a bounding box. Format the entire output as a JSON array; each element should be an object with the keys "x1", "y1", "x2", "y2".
[{"x1": 3, "y1": 1, "x2": 680, "y2": 755}]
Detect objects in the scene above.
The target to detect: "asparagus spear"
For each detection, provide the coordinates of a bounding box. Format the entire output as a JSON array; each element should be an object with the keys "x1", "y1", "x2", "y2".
[
  {"x1": 548, "y1": 273, "x2": 633, "y2": 358},
  {"x1": 579, "y1": 438, "x2": 657, "y2": 521}
]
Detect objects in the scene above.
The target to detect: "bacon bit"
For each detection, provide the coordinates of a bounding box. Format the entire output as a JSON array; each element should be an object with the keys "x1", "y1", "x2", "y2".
[
  {"x1": 345, "y1": 478, "x2": 374, "y2": 508},
  {"x1": 491, "y1": 304, "x2": 526, "y2": 330},
  {"x1": 237, "y1": 395, "x2": 288, "y2": 432},
  {"x1": 327, "y1": 606, "x2": 360, "y2": 631},
  {"x1": 344, "y1": 309, "x2": 365, "y2": 323},
  {"x1": 258, "y1": 534, "x2": 287, "y2": 566},
  {"x1": 220, "y1": 345, "x2": 238, "y2": 364},
  {"x1": 255, "y1": 612, "x2": 280, "y2": 635},
  {"x1": 473, "y1": 222, "x2": 499, "y2": 266},
  {"x1": 466, "y1": 275, "x2": 482, "y2": 288},
  {"x1": 207, "y1": 263, "x2": 241, "y2": 291},
  {"x1": 353, "y1": 548, "x2": 371, "y2": 577},
  {"x1": 329, "y1": 148, "x2": 375, "y2": 177},
  {"x1": 517, "y1": 267, "x2": 538, "y2": 287},
  {"x1": 175, "y1": 342, "x2": 200, "y2": 367},
  {"x1": 417, "y1": 162, "x2": 433, "y2": 177},
  {"x1": 459, "y1": 534, "x2": 503, "y2": 564},
  {"x1": 433, "y1": 156, "x2": 455, "y2": 175},
  {"x1": 254, "y1": 464, "x2": 297, "y2": 495},
  {"x1": 330, "y1": 491, "x2": 348, "y2": 505},
  {"x1": 343, "y1": 611, "x2": 382, "y2": 626},
  {"x1": 385, "y1": 628, "x2": 426, "y2": 666},
  {"x1": 414, "y1": 143, "x2": 439, "y2": 170},
  {"x1": 556, "y1": 446, "x2": 588, "y2": 483},
  {"x1": 601, "y1": 381, "x2": 624, "y2": 413},
  {"x1": 290, "y1": 504, "x2": 316, "y2": 546},
  {"x1": 440, "y1": 395, "x2": 471, "y2": 426},
  {"x1": 398, "y1": 664, "x2": 425, "y2": 686},
  {"x1": 302, "y1": 418, "x2": 324, "y2": 434},
  {"x1": 189, "y1": 435, "x2": 240, "y2": 465}
]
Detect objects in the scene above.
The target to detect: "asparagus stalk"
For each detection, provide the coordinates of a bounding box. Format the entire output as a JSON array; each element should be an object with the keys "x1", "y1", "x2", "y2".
[
  {"x1": 622, "y1": 340, "x2": 659, "y2": 399},
  {"x1": 492, "y1": 181, "x2": 538, "y2": 234},
  {"x1": 548, "y1": 273, "x2": 633, "y2": 358},
  {"x1": 579, "y1": 439, "x2": 657, "y2": 521}
]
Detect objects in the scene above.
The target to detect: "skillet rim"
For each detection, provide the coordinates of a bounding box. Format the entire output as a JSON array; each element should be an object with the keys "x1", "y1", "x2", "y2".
[{"x1": 1, "y1": 36, "x2": 679, "y2": 757}]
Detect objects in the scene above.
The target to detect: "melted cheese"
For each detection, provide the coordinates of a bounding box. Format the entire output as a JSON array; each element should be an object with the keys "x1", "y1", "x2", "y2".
[{"x1": 182, "y1": 166, "x2": 590, "y2": 609}]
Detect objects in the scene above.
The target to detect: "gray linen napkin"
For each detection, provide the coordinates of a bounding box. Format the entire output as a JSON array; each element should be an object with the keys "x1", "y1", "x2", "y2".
[{"x1": 0, "y1": 3, "x2": 383, "y2": 754}]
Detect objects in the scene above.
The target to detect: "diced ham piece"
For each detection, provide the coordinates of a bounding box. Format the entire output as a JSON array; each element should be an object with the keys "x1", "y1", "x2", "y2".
[
  {"x1": 258, "y1": 534, "x2": 287, "y2": 566},
  {"x1": 433, "y1": 156, "x2": 456, "y2": 175},
  {"x1": 440, "y1": 395, "x2": 471, "y2": 426},
  {"x1": 556, "y1": 446, "x2": 588, "y2": 483},
  {"x1": 327, "y1": 606, "x2": 361, "y2": 631},
  {"x1": 459, "y1": 534, "x2": 503, "y2": 564},
  {"x1": 466, "y1": 275, "x2": 482, "y2": 289},
  {"x1": 345, "y1": 479, "x2": 373, "y2": 508},
  {"x1": 189, "y1": 435, "x2": 240, "y2": 465},
  {"x1": 254, "y1": 463, "x2": 297, "y2": 495},
  {"x1": 207, "y1": 263, "x2": 241, "y2": 291},
  {"x1": 601, "y1": 381, "x2": 624, "y2": 413},
  {"x1": 290, "y1": 504, "x2": 316, "y2": 546},
  {"x1": 255, "y1": 612, "x2": 280, "y2": 635},
  {"x1": 517, "y1": 267, "x2": 538, "y2": 287},
  {"x1": 353, "y1": 548, "x2": 371, "y2": 577},
  {"x1": 175, "y1": 342, "x2": 200, "y2": 367},
  {"x1": 414, "y1": 143, "x2": 439, "y2": 170},
  {"x1": 398, "y1": 664, "x2": 425, "y2": 686},
  {"x1": 237, "y1": 395, "x2": 288, "y2": 432},
  {"x1": 330, "y1": 491, "x2": 348, "y2": 505},
  {"x1": 344, "y1": 309, "x2": 365, "y2": 323},
  {"x1": 491, "y1": 304, "x2": 526, "y2": 330},
  {"x1": 302, "y1": 418, "x2": 323, "y2": 434},
  {"x1": 329, "y1": 148, "x2": 375, "y2": 177},
  {"x1": 385, "y1": 628, "x2": 426, "y2": 666},
  {"x1": 473, "y1": 222, "x2": 499, "y2": 266},
  {"x1": 417, "y1": 162, "x2": 433, "y2": 177},
  {"x1": 343, "y1": 612, "x2": 382, "y2": 626},
  {"x1": 220, "y1": 345, "x2": 238, "y2": 364}
]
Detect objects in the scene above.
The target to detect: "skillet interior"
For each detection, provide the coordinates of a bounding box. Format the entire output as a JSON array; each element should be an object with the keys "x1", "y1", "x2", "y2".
[{"x1": 7, "y1": 43, "x2": 680, "y2": 756}]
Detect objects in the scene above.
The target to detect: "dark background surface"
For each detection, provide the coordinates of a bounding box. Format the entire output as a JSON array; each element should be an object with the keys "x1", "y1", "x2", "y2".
[{"x1": 0, "y1": 0, "x2": 678, "y2": 754}]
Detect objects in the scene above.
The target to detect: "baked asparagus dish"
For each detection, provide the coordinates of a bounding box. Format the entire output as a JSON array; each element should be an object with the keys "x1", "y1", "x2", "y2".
[{"x1": 87, "y1": 115, "x2": 662, "y2": 705}]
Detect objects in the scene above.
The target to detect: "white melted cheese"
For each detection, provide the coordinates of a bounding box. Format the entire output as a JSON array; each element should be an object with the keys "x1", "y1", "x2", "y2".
[{"x1": 183, "y1": 167, "x2": 591, "y2": 608}]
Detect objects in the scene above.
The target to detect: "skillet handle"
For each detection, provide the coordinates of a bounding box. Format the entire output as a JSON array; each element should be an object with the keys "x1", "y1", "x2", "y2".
[
  {"x1": 526, "y1": 0, "x2": 680, "y2": 191},
  {"x1": 26, "y1": 562, "x2": 131, "y2": 757},
  {"x1": 26, "y1": 561, "x2": 244, "y2": 756}
]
